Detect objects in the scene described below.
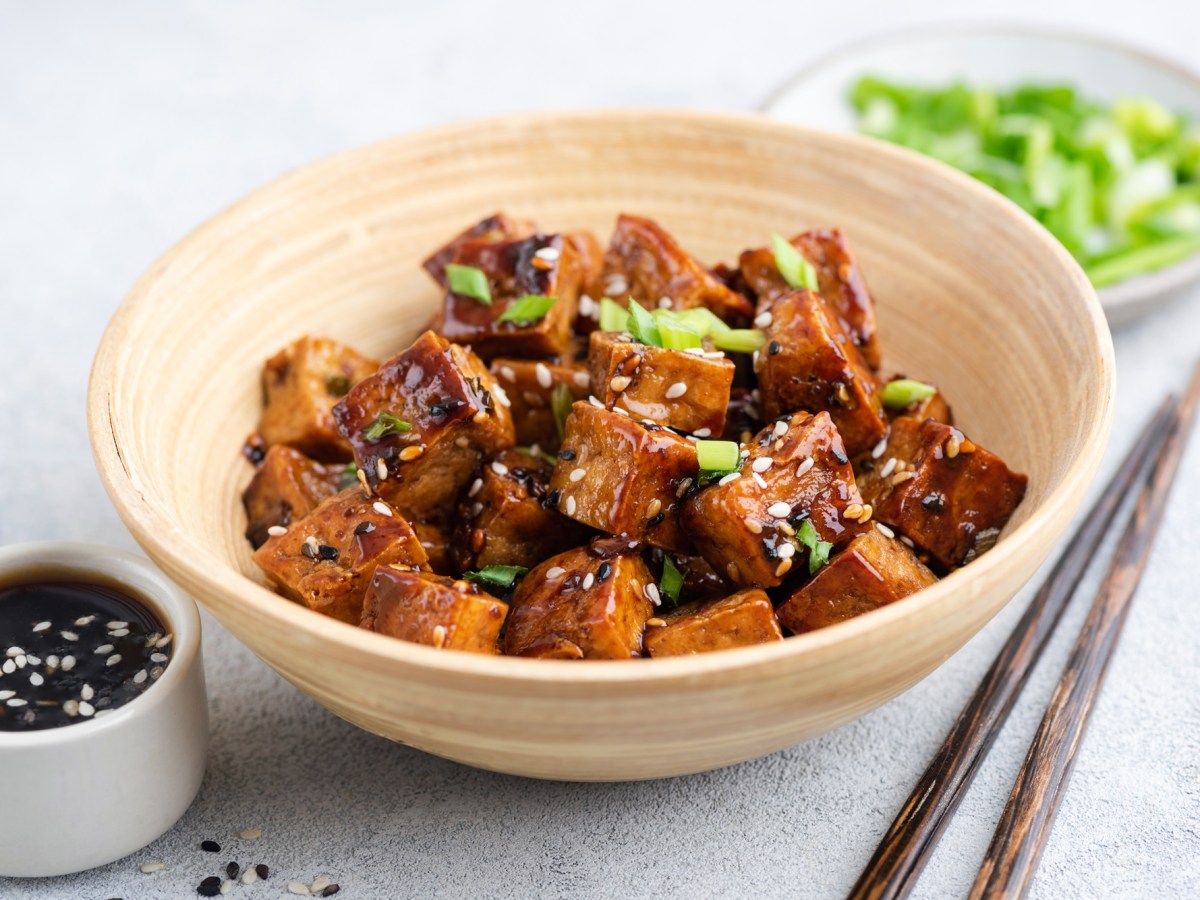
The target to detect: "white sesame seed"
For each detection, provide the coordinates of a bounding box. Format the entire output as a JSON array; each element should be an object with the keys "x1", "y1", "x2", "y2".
[
  {"x1": 693, "y1": 427, "x2": 712, "y2": 438},
  {"x1": 683, "y1": 346, "x2": 706, "y2": 356},
  {"x1": 373, "y1": 501, "x2": 393, "y2": 517},
  {"x1": 151, "y1": 652, "x2": 168, "y2": 663},
  {"x1": 107, "y1": 654, "x2": 121, "y2": 667},
  {"x1": 665, "y1": 382, "x2": 687, "y2": 399},
  {"x1": 676, "y1": 477, "x2": 693, "y2": 497},
  {"x1": 78, "y1": 700, "x2": 95, "y2": 717},
  {"x1": 892, "y1": 471, "x2": 916, "y2": 486},
  {"x1": 573, "y1": 371, "x2": 590, "y2": 388},
  {"x1": 752, "y1": 350, "x2": 759, "y2": 368},
  {"x1": 492, "y1": 383, "x2": 511, "y2": 407},
  {"x1": 311, "y1": 877, "x2": 333, "y2": 894},
  {"x1": 491, "y1": 461, "x2": 509, "y2": 476},
  {"x1": 740, "y1": 448, "x2": 750, "y2": 458},
  {"x1": 609, "y1": 375, "x2": 632, "y2": 392},
  {"x1": 267, "y1": 525, "x2": 288, "y2": 537},
  {"x1": 470, "y1": 502, "x2": 483, "y2": 517},
  {"x1": 880, "y1": 457, "x2": 898, "y2": 479},
  {"x1": 605, "y1": 275, "x2": 628, "y2": 295},
  {"x1": 499, "y1": 365, "x2": 515, "y2": 382},
  {"x1": 288, "y1": 881, "x2": 312, "y2": 895},
  {"x1": 155, "y1": 635, "x2": 173, "y2": 649},
  {"x1": 744, "y1": 517, "x2": 763, "y2": 535},
  {"x1": 569, "y1": 467, "x2": 586, "y2": 482},
  {"x1": 546, "y1": 567, "x2": 566, "y2": 579},
  {"x1": 74, "y1": 615, "x2": 95, "y2": 627},
  {"x1": 14, "y1": 655, "x2": 26, "y2": 669},
  {"x1": 796, "y1": 458, "x2": 815, "y2": 478},
  {"x1": 582, "y1": 573, "x2": 595, "y2": 590},
  {"x1": 5, "y1": 646, "x2": 23, "y2": 658},
  {"x1": 46, "y1": 655, "x2": 59, "y2": 668},
  {"x1": 63, "y1": 699, "x2": 79, "y2": 716},
  {"x1": 455, "y1": 435, "x2": 470, "y2": 448},
  {"x1": 107, "y1": 620, "x2": 129, "y2": 630},
  {"x1": 900, "y1": 535, "x2": 915, "y2": 548},
  {"x1": 32, "y1": 621, "x2": 51, "y2": 633},
  {"x1": 376, "y1": 459, "x2": 389, "y2": 481},
  {"x1": 0, "y1": 690, "x2": 13, "y2": 700},
  {"x1": 150, "y1": 666, "x2": 164, "y2": 679},
  {"x1": 645, "y1": 583, "x2": 662, "y2": 606},
  {"x1": 773, "y1": 420, "x2": 789, "y2": 437},
  {"x1": 534, "y1": 246, "x2": 560, "y2": 261},
  {"x1": 871, "y1": 436, "x2": 889, "y2": 459},
  {"x1": 536, "y1": 362, "x2": 552, "y2": 389},
  {"x1": 220, "y1": 878, "x2": 234, "y2": 895},
  {"x1": 752, "y1": 457, "x2": 773, "y2": 473},
  {"x1": 717, "y1": 472, "x2": 740, "y2": 486},
  {"x1": 431, "y1": 625, "x2": 447, "y2": 649},
  {"x1": 777, "y1": 542, "x2": 796, "y2": 560},
  {"x1": 658, "y1": 296, "x2": 673, "y2": 309},
  {"x1": 60, "y1": 655, "x2": 76, "y2": 671},
  {"x1": 565, "y1": 495, "x2": 577, "y2": 515},
  {"x1": 109, "y1": 628, "x2": 130, "y2": 637},
  {"x1": 1, "y1": 659, "x2": 14, "y2": 675},
  {"x1": 93, "y1": 643, "x2": 113, "y2": 655},
  {"x1": 752, "y1": 472, "x2": 768, "y2": 489},
  {"x1": 646, "y1": 498, "x2": 663, "y2": 518},
  {"x1": 241, "y1": 828, "x2": 263, "y2": 840},
  {"x1": 613, "y1": 406, "x2": 630, "y2": 416},
  {"x1": 754, "y1": 311, "x2": 774, "y2": 328},
  {"x1": 767, "y1": 501, "x2": 792, "y2": 518},
  {"x1": 703, "y1": 350, "x2": 725, "y2": 360},
  {"x1": 29, "y1": 672, "x2": 43, "y2": 686},
  {"x1": 468, "y1": 478, "x2": 483, "y2": 498},
  {"x1": 133, "y1": 669, "x2": 148, "y2": 684},
  {"x1": 242, "y1": 869, "x2": 259, "y2": 884},
  {"x1": 579, "y1": 294, "x2": 599, "y2": 318},
  {"x1": 25, "y1": 654, "x2": 40, "y2": 666},
  {"x1": 6, "y1": 697, "x2": 27, "y2": 708},
  {"x1": 876, "y1": 522, "x2": 896, "y2": 538},
  {"x1": 588, "y1": 394, "x2": 604, "y2": 408},
  {"x1": 140, "y1": 862, "x2": 165, "y2": 874}
]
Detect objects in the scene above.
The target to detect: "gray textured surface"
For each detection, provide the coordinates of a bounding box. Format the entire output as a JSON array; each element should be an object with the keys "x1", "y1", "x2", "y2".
[{"x1": 2, "y1": 2, "x2": 1198, "y2": 897}]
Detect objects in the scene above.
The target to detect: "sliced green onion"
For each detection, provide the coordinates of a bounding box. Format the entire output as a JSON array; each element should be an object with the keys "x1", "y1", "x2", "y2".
[
  {"x1": 880, "y1": 379, "x2": 937, "y2": 409},
  {"x1": 664, "y1": 306, "x2": 731, "y2": 336},
  {"x1": 598, "y1": 297, "x2": 630, "y2": 332},
  {"x1": 497, "y1": 294, "x2": 558, "y2": 325},
  {"x1": 660, "y1": 556, "x2": 684, "y2": 607},
  {"x1": 446, "y1": 264, "x2": 492, "y2": 304},
  {"x1": 462, "y1": 565, "x2": 528, "y2": 591},
  {"x1": 711, "y1": 328, "x2": 766, "y2": 354},
  {"x1": 551, "y1": 382, "x2": 574, "y2": 441},
  {"x1": 796, "y1": 518, "x2": 833, "y2": 575},
  {"x1": 696, "y1": 439, "x2": 740, "y2": 473},
  {"x1": 362, "y1": 412, "x2": 413, "y2": 442},
  {"x1": 626, "y1": 298, "x2": 663, "y2": 348},
  {"x1": 771, "y1": 233, "x2": 818, "y2": 291},
  {"x1": 656, "y1": 317, "x2": 703, "y2": 350}
]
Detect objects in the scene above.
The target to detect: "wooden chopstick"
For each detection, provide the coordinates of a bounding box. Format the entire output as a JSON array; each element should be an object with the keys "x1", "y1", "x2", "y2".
[
  {"x1": 970, "y1": 360, "x2": 1200, "y2": 899},
  {"x1": 849, "y1": 394, "x2": 1180, "y2": 900}
]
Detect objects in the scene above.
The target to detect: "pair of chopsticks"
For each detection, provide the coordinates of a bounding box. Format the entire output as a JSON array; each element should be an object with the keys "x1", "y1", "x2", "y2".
[{"x1": 851, "y1": 361, "x2": 1200, "y2": 900}]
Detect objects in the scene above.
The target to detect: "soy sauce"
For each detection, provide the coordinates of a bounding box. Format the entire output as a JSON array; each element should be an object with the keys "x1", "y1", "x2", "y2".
[{"x1": 0, "y1": 579, "x2": 172, "y2": 732}]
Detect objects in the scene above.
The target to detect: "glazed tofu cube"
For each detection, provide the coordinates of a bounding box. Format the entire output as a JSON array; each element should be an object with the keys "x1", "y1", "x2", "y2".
[
  {"x1": 776, "y1": 528, "x2": 937, "y2": 633},
  {"x1": 599, "y1": 214, "x2": 753, "y2": 322},
  {"x1": 252, "y1": 489, "x2": 428, "y2": 624},
  {"x1": 242, "y1": 445, "x2": 349, "y2": 549},
  {"x1": 422, "y1": 212, "x2": 535, "y2": 286},
  {"x1": 550, "y1": 403, "x2": 699, "y2": 551},
  {"x1": 454, "y1": 449, "x2": 593, "y2": 572},
  {"x1": 754, "y1": 290, "x2": 887, "y2": 457},
  {"x1": 644, "y1": 589, "x2": 783, "y2": 657},
  {"x1": 433, "y1": 233, "x2": 583, "y2": 361},
  {"x1": 682, "y1": 411, "x2": 867, "y2": 588},
  {"x1": 259, "y1": 336, "x2": 379, "y2": 462},
  {"x1": 361, "y1": 565, "x2": 507, "y2": 653},
  {"x1": 504, "y1": 539, "x2": 655, "y2": 658},
  {"x1": 489, "y1": 358, "x2": 591, "y2": 451},
  {"x1": 855, "y1": 416, "x2": 1028, "y2": 570},
  {"x1": 739, "y1": 228, "x2": 880, "y2": 368},
  {"x1": 882, "y1": 376, "x2": 954, "y2": 425},
  {"x1": 332, "y1": 330, "x2": 515, "y2": 520},
  {"x1": 587, "y1": 331, "x2": 735, "y2": 436}
]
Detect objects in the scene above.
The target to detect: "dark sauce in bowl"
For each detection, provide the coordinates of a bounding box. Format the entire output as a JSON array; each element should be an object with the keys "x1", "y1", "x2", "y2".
[{"x1": 0, "y1": 580, "x2": 172, "y2": 732}]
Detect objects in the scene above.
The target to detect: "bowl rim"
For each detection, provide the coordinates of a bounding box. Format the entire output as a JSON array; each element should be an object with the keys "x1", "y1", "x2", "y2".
[
  {"x1": 87, "y1": 107, "x2": 1115, "y2": 687},
  {"x1": 758, "y1": 21, "x2": 1200, "y2": 319}
]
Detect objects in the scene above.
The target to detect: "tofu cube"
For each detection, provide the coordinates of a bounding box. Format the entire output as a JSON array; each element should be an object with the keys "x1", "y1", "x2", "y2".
[
  {"x1": 504, "y1": 539, "x2": 655, "y2": 658},
  {"x1": 682, "y1": 411, "x2": 867, "y2": 588},
  {"x1": 332, "y1": 330, "x2": 515, "y2": 520},
  {"x1": 587, "y1": 330, "x2": 735, "y2": 436},
  {"x1": 454, "y1": 449, "x2": 594, "y2": 572},
  {"x1": 599, "y1": 214, "x2": 753, "y2": 322},
  {"x1": 433, "y1": 233, "x2": 583, "y2": 361},
  {"x1": 644, "y1": 588, "x2": 783, "y2": 657},
  {"x1": 242, "y1": 445, "x2": 349, "y2": 549},
  {"x1": 739, "y1": 228, "x2": 880, "y2": 368},
  {"x1": 776, "y1": 528, "x2": 938, "y2": 632},
  {"x1": 489, "y1": 358, "x2": 591, "y2": 452},
  {"x1": 550, "y1": 403, "x2": 699, "y2": 551},
  {"x1": 252, "y1": 489, "x2": 428, "y2": 624},
  {"x1": 754, "y1": 289, "x2": 887, "y2": 457},
  {"x1": 259, "y1": 336, "x2": 379, "y2": 462},
  {"x1": 361, "y1": 565, "x2": 507, "y2": 653},
  {"x1": 422, "y1": 212, "x2": 535, "y2": 286},
  {"x1": 855, "y1": 416, "x2": 1028, "y2": 570}
]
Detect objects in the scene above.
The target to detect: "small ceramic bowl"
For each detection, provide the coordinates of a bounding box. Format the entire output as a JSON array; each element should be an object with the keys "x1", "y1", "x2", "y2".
[{"x1": 0, "y1": 542, "x2": 208, "y2": 878}]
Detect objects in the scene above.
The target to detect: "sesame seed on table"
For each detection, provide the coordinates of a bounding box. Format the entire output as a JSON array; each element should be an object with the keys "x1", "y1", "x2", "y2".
[{"x1": 3, "y1": 2, "x2": 1199, "y2": 898}]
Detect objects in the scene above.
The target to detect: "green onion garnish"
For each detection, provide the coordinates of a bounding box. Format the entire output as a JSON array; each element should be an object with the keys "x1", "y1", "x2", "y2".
[
  {"x1": 660, "y1": 556, "x2": 684, "y2": 607},
  {"x1": 446, "y1": 264, "x2": 492, "y2": 304},
  {"x1": 880, "y1": 379, "x2": 938, "y2": 409},
  {"x1": 598, "y1": 297, "x2": 631, "y2": 332},
  {"x1": 551, "y1": 382, "x2": 574, "y2": 441},
  {"x1": 660, "y1": 306, "x2": 731, "y2": 336},
  {"x1": 627, "y1": 298, "x2": 662, "y2": 347},
  {"x1": 462, "y1": 564, "x2": 528, "y2": 591},
  {"x1": 796, "y1": 518, "x2": 833, "y2": 575},
  {"x1": 325, "y1": 373, "x2": 351, "y2": 396},
  {"x1": 696, "y1": 439, "x2": 741, "y2": 474},
  {"x1": 497, "y1": 294, "x2": 558, "y2": 325},
  {"x1": 711, "y1": 328, "x2": 766, "y2": 353},
  {"x1": 362, "y1": 412, "x2": 413, "y2": 442},
  {"x1": 656, "y1": 316, "x2": 703, "y2": 350},
  {"x1": 772, "y1": 233, "x2": 819, "y2": 291}
]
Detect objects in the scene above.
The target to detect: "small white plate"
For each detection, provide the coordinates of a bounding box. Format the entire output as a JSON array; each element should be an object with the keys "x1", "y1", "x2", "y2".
[{"x1": 762, "y1": 25, "x2": 1200, "y2": 325}]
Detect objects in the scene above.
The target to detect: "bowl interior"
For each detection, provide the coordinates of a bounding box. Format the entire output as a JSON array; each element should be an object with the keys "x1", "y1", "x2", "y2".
[{"x1": 89, "y1": 110, "x2": 1113, "y2": 778}]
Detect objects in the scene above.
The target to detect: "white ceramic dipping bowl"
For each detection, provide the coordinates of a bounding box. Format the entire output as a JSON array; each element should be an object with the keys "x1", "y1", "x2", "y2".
[{"x1": 0, "y1": 542, "x2": 208, "y2": 878}]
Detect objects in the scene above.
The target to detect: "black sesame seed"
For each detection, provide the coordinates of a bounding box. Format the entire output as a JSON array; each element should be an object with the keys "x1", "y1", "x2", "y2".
[
  {"x1": 354, "y1": 521, "x2": 376, "y2": 535},
  {"x1": 226, "y1": 861, "x2": 240, "y2": 879},
  {"x1": 428, "y1": 399, "x2": 464, "y2": 417},
  {"x1": 198, "y1": 875, "x2": 222, "y2": 896},
  {"x1": 317, "y1": 544, "x2": 340, "y2": 561},
  {"x1": 255, "y1": 864, "x2": 269, "y2": 880},
  {"x1": 922, "y1": 492, "x2": 947, "y2": 512},
  {"x1": 545, "y1": 488, "x2": 561, "y2": 509},
  {"x1": 322, "y1": 886, "x2": 341, "y2": 897},
  {"x1": 647, "y1": 512, "x2": 665, "y2": 527},
  {"x1": 300, "y1": 542, "x2": 317, "y2": 560},
  {"x1": 597, "y1": 562, "x2": 612, "y2": 582},
  {"x1": 201, "y1": 840, "x2": 221, "y2": 853},
  {"x1": 767, "y1": 341, "x2": 782, "y2": 356},
  {"x1": 558, "y1": 449, "x2": 576, "y2": 460}
]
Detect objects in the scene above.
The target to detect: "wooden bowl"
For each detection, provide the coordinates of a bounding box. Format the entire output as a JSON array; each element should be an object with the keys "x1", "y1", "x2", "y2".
[{"x1": 88, "y1": 110, "x2": 1114, "y2": 781}]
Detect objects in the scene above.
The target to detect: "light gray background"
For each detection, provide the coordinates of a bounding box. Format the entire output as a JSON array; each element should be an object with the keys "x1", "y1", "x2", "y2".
[{"x1": 2, "y1": 2, "x2": 1198, "y2": 898}]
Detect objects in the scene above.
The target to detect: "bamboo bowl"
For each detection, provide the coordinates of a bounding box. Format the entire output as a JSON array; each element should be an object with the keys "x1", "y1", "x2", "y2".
[{"x1": 89, "y1": 110, "x2": 1114, "y2": 781}]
